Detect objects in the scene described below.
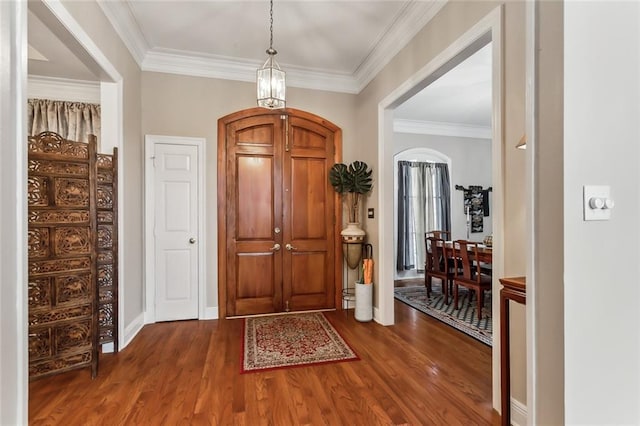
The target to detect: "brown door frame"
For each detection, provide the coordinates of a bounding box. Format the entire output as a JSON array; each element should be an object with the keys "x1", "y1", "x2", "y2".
[{"x1": 217, "y1": 107, "x2": 343, "y2": 318}]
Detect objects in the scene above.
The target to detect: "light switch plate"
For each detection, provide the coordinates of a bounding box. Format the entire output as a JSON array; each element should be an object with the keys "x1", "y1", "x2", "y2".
[{"x1": 583, "y1": 185, "x2": 611, "y2": 221}]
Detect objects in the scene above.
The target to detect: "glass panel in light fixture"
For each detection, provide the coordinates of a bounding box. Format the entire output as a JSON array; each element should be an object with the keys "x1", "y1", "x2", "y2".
[{"x1": 257, "y1": 57, "x2": 286, "y2": 109}]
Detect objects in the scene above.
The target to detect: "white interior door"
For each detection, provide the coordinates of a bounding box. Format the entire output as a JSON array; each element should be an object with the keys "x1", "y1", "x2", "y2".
[{"x1": 152, "y1": 142, "x2": 199, "y2": 321}]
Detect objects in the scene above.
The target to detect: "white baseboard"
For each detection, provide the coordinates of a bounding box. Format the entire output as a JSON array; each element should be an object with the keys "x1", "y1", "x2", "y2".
[
  {"x1": 510, "y1": 397, "x2": 528, "y2": 426},
  {"x1": 202, "y1": 306, "x2": 218, "y2": 320},
  {"x1": 121, "y1": 312, "x2": 145, "y2": 350},
  {"x1": 101, "y1": 342, "x2": 114, "y2": 353}
]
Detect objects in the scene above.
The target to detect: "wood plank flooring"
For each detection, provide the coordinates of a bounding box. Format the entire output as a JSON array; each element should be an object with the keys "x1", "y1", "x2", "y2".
[{"x1": 29, "y1": 300, "x2": 499, "y2": 425}]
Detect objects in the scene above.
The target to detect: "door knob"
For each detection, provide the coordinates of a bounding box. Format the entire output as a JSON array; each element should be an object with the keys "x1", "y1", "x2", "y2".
[
  {"x1": 270, "y1": 243, "x2": 281, "y2": 251},
  {"x1": 189, "y1": 237, "x2": 196, "y2": 244},
  {"x1": 285, "y1": 243, "x2": 297, "y2": 251}
]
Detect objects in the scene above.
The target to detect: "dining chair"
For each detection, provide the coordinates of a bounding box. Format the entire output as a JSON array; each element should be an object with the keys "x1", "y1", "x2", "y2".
[
  {"x1": 425, "y1": 235, "x2": 455, "y2": 302},
  {"x1": 467, "y1": 239, "x2": 492, "y2": 276},
  {"x1": 452, "y1": 240, "x2": 492, "y2": 321},
  {"x1": 426, "y1": 230, "x2": 451, "y2": 241}
]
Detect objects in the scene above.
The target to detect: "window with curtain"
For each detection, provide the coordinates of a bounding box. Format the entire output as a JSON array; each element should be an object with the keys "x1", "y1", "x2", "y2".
[
  {"x1": 28, "y1": 98, "x2": 101, "y2": 145},
  {"x1": 396, "y1": 161, "x2": 451, "y2": 272}
]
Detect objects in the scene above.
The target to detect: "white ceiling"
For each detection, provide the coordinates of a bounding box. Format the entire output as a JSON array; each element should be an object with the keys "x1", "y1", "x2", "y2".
[
  {"x1": 394, "y1": 43, "x2": 492, "y2": 135},
  {"x1": 127, "y1": 1, "x2": 409, "y2": 74},
  {"x1": 27, "y1": 0, "x2": 491, "y2": 135}
]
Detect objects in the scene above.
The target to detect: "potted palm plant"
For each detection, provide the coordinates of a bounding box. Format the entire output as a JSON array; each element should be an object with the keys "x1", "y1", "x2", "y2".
[{"x1": 329, "y1": 161, "x2": 373, "y2": 267}]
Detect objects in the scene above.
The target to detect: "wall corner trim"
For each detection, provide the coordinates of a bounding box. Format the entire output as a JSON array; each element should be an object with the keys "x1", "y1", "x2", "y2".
[
  {"x1": 203, "y1": 307, "x2": 219, "y2": 320},
  {"x1": 510, "y1": 397, "x2": 528, "y2": 426},
  {"x1": 122, "y1": 312, "x2": 145, "y2": 350}
]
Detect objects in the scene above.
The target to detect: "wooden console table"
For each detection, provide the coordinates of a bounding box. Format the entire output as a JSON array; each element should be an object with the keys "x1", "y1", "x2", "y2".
[{"x1": 499, "y1": 276, "x2": 526, "y2": 426}]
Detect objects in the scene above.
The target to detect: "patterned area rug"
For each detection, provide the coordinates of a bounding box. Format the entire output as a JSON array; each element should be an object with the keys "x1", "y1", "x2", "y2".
[
  {"x1": 394, "y1": 286, "x2": 492, "y2": 346},
  {"x1": 241, "y1": 312, "x2": 359, "y2": 373}
]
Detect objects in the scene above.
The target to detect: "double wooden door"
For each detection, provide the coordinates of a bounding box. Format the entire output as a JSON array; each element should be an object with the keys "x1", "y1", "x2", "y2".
[{"x1": 218, "y1": 108, "x2": 341, "y2": 317}]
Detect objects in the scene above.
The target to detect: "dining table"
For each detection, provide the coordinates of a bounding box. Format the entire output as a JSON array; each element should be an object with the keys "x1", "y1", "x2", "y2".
[{"x1": 443, "y1": 241, "x2": 493, "y2": 264}]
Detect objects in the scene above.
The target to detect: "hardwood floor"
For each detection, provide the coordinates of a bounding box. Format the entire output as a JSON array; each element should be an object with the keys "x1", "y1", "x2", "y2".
[
  {"x1": 394, "y1": 278, "x2": 425, "y2": 288},
  {"x1": 29, "y1": 300, "x2": 499, "y2": 425}
]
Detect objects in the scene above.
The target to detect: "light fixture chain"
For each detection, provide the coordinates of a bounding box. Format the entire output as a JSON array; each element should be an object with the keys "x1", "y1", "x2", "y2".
[{"x1": 269, "y1": 0, "x2": 274, "y2": 50}]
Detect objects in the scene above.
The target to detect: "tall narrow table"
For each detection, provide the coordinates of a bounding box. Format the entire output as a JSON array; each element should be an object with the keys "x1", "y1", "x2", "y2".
[{"x1": 499, "y1": 276, "x2": 526, "y2": 426}]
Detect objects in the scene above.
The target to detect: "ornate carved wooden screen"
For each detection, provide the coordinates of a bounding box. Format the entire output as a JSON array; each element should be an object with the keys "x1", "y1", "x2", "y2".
[
  {"x1": 27, "y1": 131, "x2": 99, "y2": 379},
  {"x1": 96, "y1": 147, "x2": 118, "y2": 351}
]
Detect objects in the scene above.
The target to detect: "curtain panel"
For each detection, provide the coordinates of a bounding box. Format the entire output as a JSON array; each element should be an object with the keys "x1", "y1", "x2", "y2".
[
  {"x1": 396, "y1": 161, "x2": 451, "y2": 272},
  {"x1": 28, "y1": 99, "x2": 101, "y2": 145}
]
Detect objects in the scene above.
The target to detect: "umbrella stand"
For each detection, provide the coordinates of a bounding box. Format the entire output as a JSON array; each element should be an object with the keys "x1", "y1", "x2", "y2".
[{"x1": 355, "y1": 244, "x2": 374, "y2": 322}]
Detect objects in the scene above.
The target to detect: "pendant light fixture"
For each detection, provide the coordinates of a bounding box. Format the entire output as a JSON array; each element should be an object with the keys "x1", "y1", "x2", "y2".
[{"x1": 257, "y1": 0, "x2": 286, "y2": 109}]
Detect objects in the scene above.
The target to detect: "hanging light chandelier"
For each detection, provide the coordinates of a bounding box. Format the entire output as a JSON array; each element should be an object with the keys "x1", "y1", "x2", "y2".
[{"x1": 257, "y1": 0, "x2": 286, "y2": 109}]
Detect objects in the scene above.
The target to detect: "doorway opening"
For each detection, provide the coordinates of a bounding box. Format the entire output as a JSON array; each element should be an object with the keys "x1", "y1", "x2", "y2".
[
  {"x1": 377, "y1": 6, "x2": 503, "y2": 408},
  {"x1": 28, "y1": 0, "x2": 125, "y2": 349}
]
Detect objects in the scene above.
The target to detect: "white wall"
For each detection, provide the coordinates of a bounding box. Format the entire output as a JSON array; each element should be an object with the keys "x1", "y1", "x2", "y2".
[{"x1": 563, "y1": 2, "x2": 640, "y2": 423}]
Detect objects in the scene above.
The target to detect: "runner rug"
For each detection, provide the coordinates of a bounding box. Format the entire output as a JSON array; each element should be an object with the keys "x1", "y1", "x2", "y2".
[
  {"x1": 241, "y1": 312, "x2": 359, "y2": 373},
  {"x1": 394, "y1": 286, "x2": 492, "y2": 346}
]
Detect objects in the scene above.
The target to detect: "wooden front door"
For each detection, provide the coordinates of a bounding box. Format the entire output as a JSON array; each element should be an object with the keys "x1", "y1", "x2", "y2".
[{"x1": 218, "y1": 108, "x2": 341, "y2": 317}]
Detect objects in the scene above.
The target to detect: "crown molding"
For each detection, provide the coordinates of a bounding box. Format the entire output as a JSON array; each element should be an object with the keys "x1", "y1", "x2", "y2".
[
  {"x1": 97, "y1": 0, "x2": 148, "y2": 65},
  {"x1": 100, "y1": 0, "x2": 447, "y2": 94},
  {"x1": 354, "y1": 0, "x2": 448, "y2": 92},
  {"x1": 286, "y1": 67, "x2": 359, "y2": 94},
  {"x1": 394, "y1": 119, "x2": 492, "y2": 139},
  {"x1": 142, "y1": 48, "x2": 360, "y2": 94},
  {"x1": 28, "y1": 75, "x2": 100, "y2": 103},
  {"x1": 142, "y1": 48, "x2": 258, "y2": 82}
]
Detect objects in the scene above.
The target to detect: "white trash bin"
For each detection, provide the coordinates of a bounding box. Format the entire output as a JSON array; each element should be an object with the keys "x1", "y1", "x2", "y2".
[{"x1": 354, "y1": 281, "x2": 373, "y2": 322}]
